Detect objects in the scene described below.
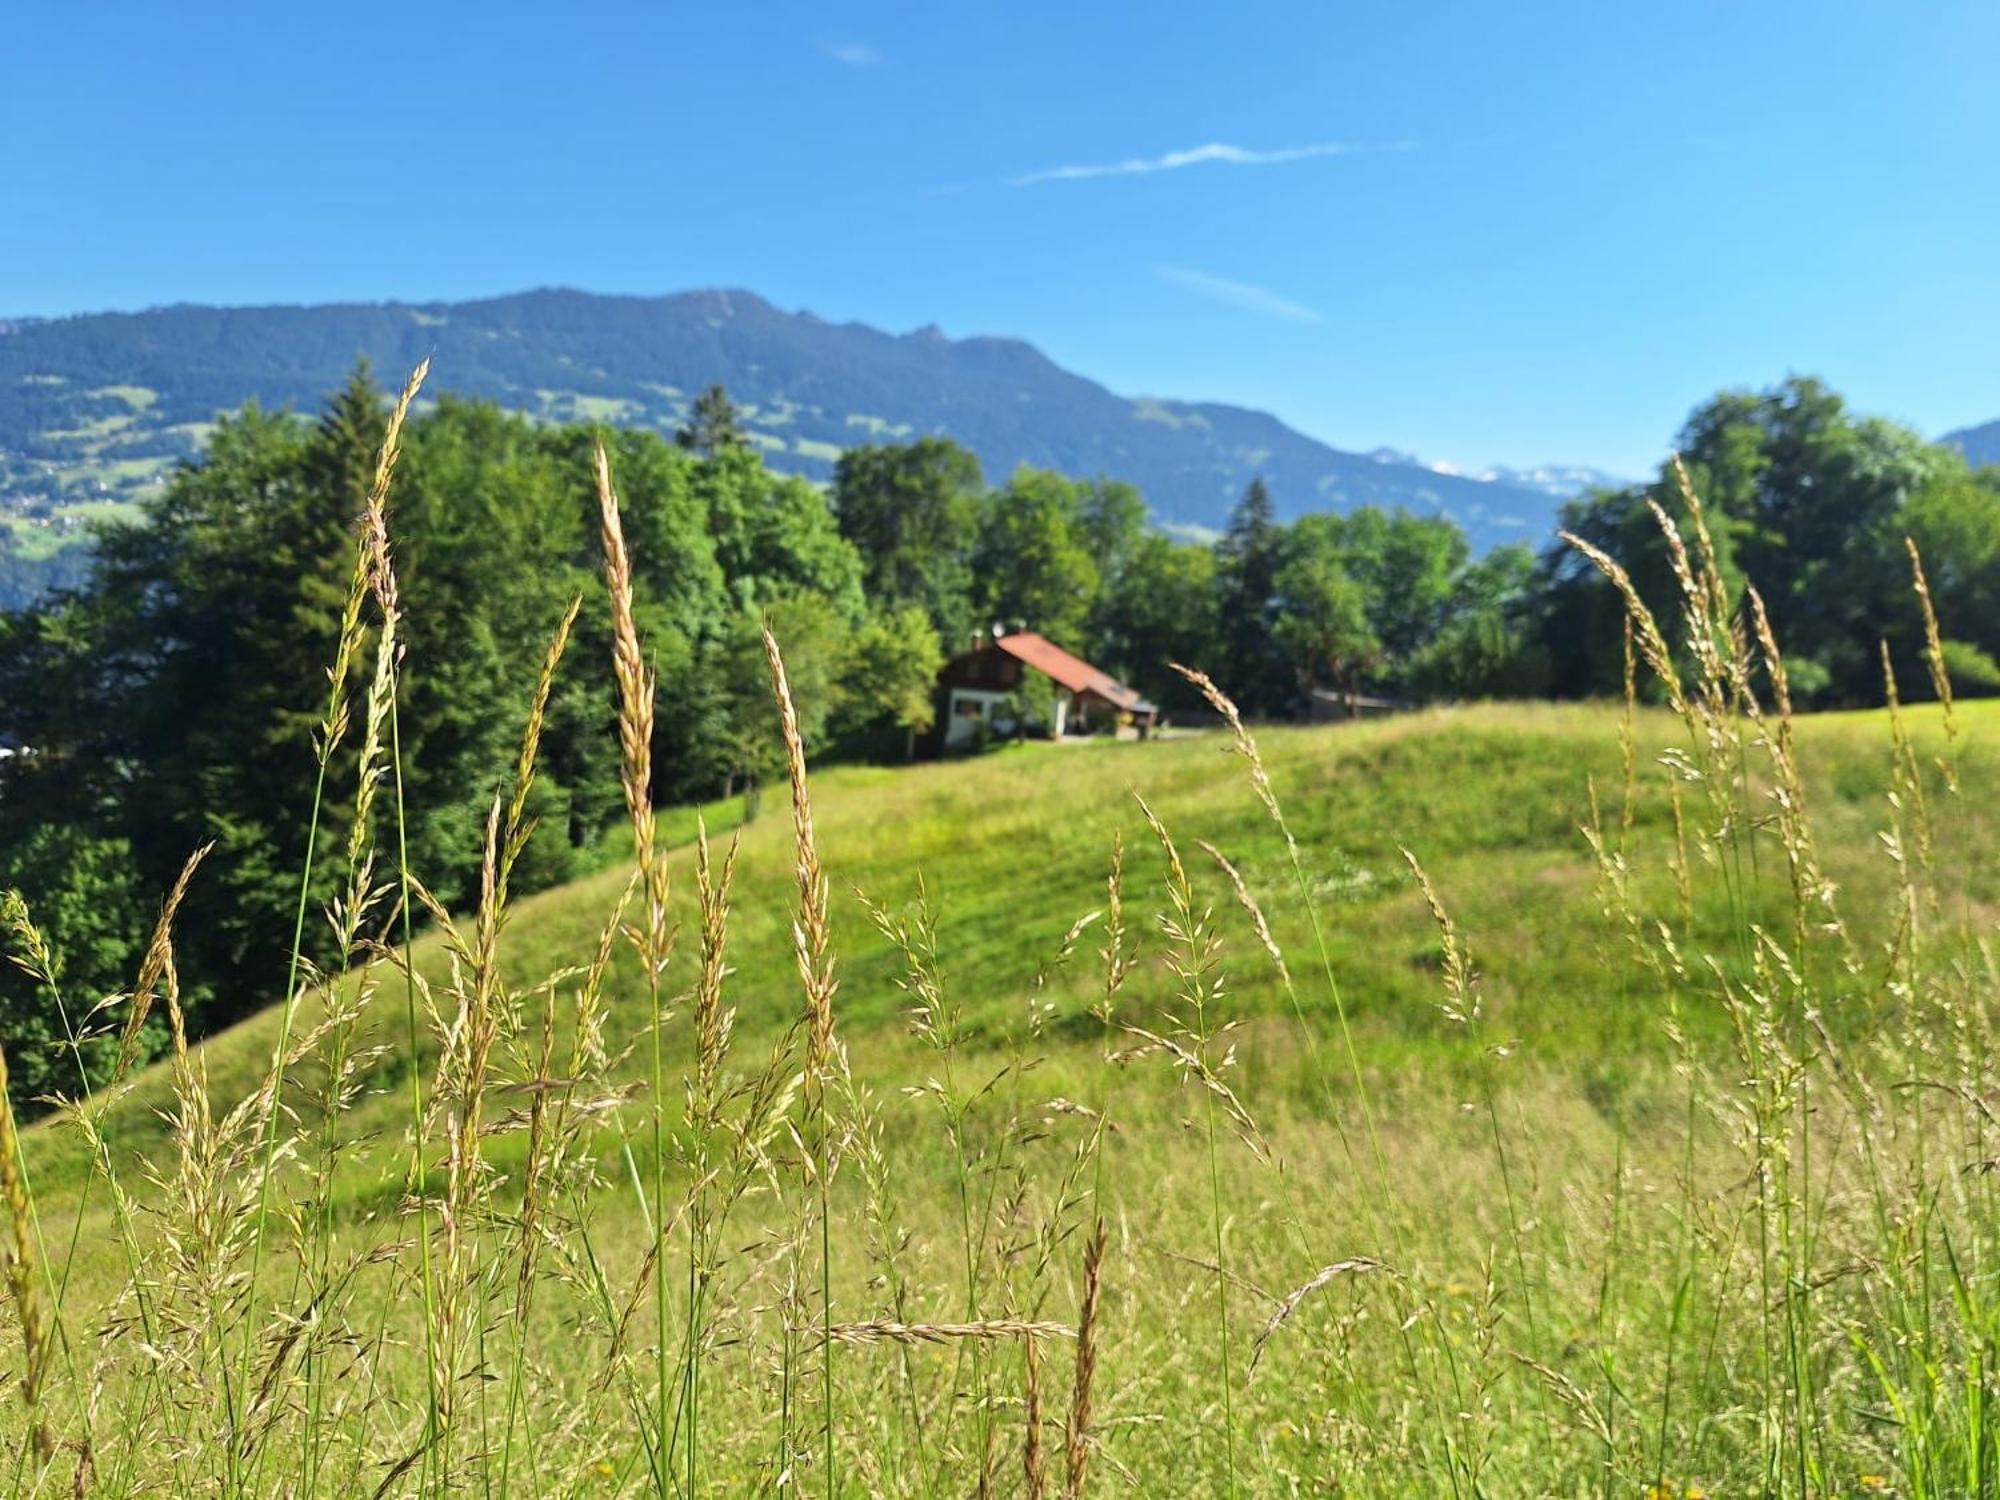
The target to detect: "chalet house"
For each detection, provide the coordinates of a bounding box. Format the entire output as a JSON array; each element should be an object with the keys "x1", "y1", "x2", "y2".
[{"x1": 919, "y1": 627, "x2": 1159, "y2": 755}]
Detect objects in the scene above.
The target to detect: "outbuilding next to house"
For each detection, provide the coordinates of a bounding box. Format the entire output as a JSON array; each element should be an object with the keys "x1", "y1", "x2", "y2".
[{"x1": 918, "y1": 626, "x2": 1158, "y2": 755}]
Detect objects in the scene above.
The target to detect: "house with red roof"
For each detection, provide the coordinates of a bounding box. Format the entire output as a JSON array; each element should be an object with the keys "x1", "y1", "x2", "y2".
[{"x1": 918, "y1": 625, "x2": 1159, "y2": 755}]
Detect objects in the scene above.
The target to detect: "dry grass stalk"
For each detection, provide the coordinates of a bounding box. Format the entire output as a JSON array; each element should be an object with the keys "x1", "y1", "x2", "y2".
[
  {"x1": 513, "y1": 983, "x2": 562, "y2": 1319},
  {"x1": 592, "y1": 435, "x2": 687, "y2": 1488},
  {"x1": 861, "y1": 879, "x2": 958, "y2": 1057},
  {"x1": 763, "y1": 621, "x2": 843, "y2": 1495},
  {"x1": 0, "y1": 1041, "x2": 53, "y2": 1466},
  {"x1": 358, "y1": 358, "x2": 428, "y2": 624},
  {"x1": 1098, "y1": 832, "x2": 1136, "y2": 1022},
  {"x1": 1509, "y1": 1353, "x2": 1614, "y2": 1450},
  {"x1": 114, "y1": 844, "x2": 213, "y2": 1087},
  {"x1": 1670, "y1": 453, "x2": 1752, "y2": 708},
  {"x1": 1168, "y1": 663, "x2": 1285, "y2": 841},
  {"x1": 341, "y1": 585, "x2": 399, "y2": 882},
  {"x1": 502, "y1": 600, "x2": 586, "y2": 1317},
  {"x1": 1745, "y1": 584, "x2": 1846, "y2": 950},
  {"x1": 1063, "y1": 1220, "x2": 1106, "y2": 1500},
  {"x1": 593, "y1": 438, "x2": 655, "y2": 870},
  {"x1": 1619, "y1": 614, "x2": 1639, "y2": 842},
  {"x1": 452, "y1": 607, "x2": 584, "y2": 1359},
  {"x1": 821, "y1": 1319, "x2": 1074, "y2": 1348},
  {"x1": 1905, "y1": 535, "x2": 1959, "y2": 791},
  {"x1": 322, "y1": 358, "x2": 427, "y2": 767},
  {"x1": 417, "y1": 789, "x2": 515, "y2": 1438},
  {"x1": 679, "y1": 814, "x2": 743, "y2": 1490},
  {"x1": 1164, "y1": 666, "x2": 1481, "y2": 1484},
  {"x1": 1248, "y1": 1257, "x2": 1382, "y2": 1374},
  {"x1": 1646, "y1": 494, "x2": 1747, "y2": 812},
  {"x1": 1132, "y1": 789, "x2": 1244, "y2": 1483},
  {"x1": 1022, "y1": 1331, "x2": 1047, "y2": 1500},
  {"x1": 1399, "y1": 849, "x2": 1476, "y2": 1024},
  {"x1": 501, "y1": 593, "x2": 582, "y2": 898},
  {"x1": 229, "y1": 357, "x2": 429, "y2": 1486},
  {"x1": 1125, "y1": 796, "x2": 1263, "y2": 1160},
  {"x1": 1579, "y1": 778, "x2": 1676, "y2": 991},
  {"x1": 1196, "y1": 840, "x2": 1288, "y2": 988},
  {"x1": 1669, "y1": 776, "x2": 1694, "y2": 935},
  {"x1": 1651, "y1": 493, "x2": 1728, "y2": 713},
  {"x1": 691, "y1": 819, "x2": 742, "y2": 1132},
  {"x1": 354, "y1": 643, "x2": 400, "y2": 918},
  {"x1": 1558, "y1": 530, "x2": 1688, "y2": 722},
  {"x1": 0, "y1": 893, "x2": 59, "y2": 1003},
  {"x1": 765, "y1": 624, "x2": 839, "y2": 1078},
  {"x1": 1880, "y1": 641, "x2": 1934, "y2": 881}
]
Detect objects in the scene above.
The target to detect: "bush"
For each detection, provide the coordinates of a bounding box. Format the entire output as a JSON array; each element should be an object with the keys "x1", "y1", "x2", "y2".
[{"x1": 1941, "y1": 637, "x2": 2000, "y2": 695}]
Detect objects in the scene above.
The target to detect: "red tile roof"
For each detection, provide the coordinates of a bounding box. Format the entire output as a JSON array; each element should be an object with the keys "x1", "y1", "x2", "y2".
[{"x1": 992, "y1": 632, "x2": 1156, "y2": 714}]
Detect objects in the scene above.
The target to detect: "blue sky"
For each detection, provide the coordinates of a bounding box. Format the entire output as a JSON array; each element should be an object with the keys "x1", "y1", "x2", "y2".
[{"x1": 6, "y1": 1, "x2": 1996, "y2": 475}]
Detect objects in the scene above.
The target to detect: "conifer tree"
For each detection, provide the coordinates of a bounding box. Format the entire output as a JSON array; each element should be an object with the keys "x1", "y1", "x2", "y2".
[{"x1": 676, "y1": 383, "x2": 747, "y2": 455}]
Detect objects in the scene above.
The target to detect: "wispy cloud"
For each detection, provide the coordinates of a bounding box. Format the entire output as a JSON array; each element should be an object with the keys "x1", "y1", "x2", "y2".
[
  {"x1": 1009, "y1": 139, "x2": 1407, "y2": 187},
  {"x1": 820, "y1": 40, "x2": 882, "y2": 66},
  {"x1": 1155, "y1": 265, "x2": 1324, "y2": 325}
]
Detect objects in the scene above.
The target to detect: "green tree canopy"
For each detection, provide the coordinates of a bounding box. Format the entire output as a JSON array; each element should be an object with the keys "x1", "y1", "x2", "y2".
[
  {"x1": 830, "y1": 438, "x2": 983, "y2": 646},
  {"x1": 0, "y1": 369, "x2": 877, "y2": 1067},
  {"x1": 1214, "y1": 477, "x2": 1293, "y2": 715},
  {"x1": 1089, "y1": 532, "x2": 1219, "y2": 709},
  {"x1": 1536, "y1": 377, "x2": 1994, "y2": 703},
  {"x1": 973, "y1": 467, "x2": 1100, "y2": 647},
  {"x1": 1272, "y1": 513, "x2": 1380, "y2": 708}
]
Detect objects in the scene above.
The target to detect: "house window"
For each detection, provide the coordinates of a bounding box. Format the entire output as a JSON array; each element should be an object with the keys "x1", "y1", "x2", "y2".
[{"x1": 945, "y1": 688, "x2": 1011, "y2": 747}]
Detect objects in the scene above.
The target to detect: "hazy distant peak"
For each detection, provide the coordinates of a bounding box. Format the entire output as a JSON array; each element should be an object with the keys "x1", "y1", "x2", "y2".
[
  {"x1": 0, "y1": 285, "x2": 1580, "y2": 553},
  {"x1": 1942, "y1": 419, "x2": 2000, "y2": 468}
]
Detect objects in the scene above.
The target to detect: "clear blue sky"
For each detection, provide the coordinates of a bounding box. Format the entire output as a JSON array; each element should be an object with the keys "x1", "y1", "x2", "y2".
[{"x1": 6, "y1": 1, "x2": 1996, "y2": 475}]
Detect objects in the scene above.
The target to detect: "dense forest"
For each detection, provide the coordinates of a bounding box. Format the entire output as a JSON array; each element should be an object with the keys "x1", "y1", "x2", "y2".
[{"x1": 2, "y1": 367, "x2": 1996, "y2": 1101}]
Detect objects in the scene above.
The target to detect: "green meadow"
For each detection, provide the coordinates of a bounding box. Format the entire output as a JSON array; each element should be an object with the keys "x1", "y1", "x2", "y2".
[{"x1": 10, "y1": 664, "x2": 1995, "y2": 1495}]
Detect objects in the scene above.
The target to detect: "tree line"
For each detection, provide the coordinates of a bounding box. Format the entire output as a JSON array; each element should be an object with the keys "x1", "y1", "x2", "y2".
[
  {"x1": 830, "y1": 374, "x2": 2000, "y2": 719},
  {"x1": 2, "y1": 369, "x2": 1996, "y2": 1098}
]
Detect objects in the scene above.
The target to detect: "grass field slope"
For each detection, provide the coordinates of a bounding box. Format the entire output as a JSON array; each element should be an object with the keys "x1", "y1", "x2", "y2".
[
  {"x1": 5, "y1": 450, "x2": 1997, "y2": 1494},
  {"x1": 37, "y1": 697, "x2": 1994, "y2": 1181}
]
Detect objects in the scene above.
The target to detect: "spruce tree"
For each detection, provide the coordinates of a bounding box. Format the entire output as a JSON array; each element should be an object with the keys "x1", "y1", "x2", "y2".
[
  {"x1": 1215, "y1": 477, "x2": 1291, "y2": 716},
  {"x1": 676, "y1": 383, "x2": 747, "y2": 456}
]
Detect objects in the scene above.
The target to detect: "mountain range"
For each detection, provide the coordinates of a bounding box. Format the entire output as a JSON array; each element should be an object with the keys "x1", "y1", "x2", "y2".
[
  {"x1": 0, "y1": 289, "x2": 1625, "y2": 560},
  {"x1": 1943, "y1": 420, "x2": 2000, "y2": 468}
]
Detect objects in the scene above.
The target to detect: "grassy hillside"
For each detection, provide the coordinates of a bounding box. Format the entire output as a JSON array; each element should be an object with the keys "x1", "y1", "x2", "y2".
[
  {"x1": 11, "y1": 690, "x2": 1996, "y2": 1495},
  {"x1": 36, "y1": 697, "x2": 1991, "y2": 1186}
]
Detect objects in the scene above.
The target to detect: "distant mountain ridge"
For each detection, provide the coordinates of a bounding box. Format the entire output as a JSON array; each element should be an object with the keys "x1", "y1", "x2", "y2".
[
  {"x1": 1, "y1": 287, "x2": 1580, "y2": 550},
  {"x1": 1943, "y1": 420, "x2": 2000, "y2": 468}
]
